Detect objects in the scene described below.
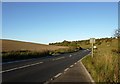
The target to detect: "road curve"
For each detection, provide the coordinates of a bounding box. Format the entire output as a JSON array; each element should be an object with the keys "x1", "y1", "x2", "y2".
[{"x1": 2, "y1": 49, "x2": 90, "y2": 83}]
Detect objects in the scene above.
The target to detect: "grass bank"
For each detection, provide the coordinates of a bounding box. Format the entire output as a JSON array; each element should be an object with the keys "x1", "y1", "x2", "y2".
[{"x1": 82, "y1": 38, "x2": 119, "y2": 83}]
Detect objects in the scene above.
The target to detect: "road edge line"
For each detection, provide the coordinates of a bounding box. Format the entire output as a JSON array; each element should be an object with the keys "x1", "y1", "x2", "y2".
[
  {"x1": 54, "y1": 73, "x2": 62, "y2": 78},
  {"x1": 80, "y1": 55, "x2": 95, "y2": 84}
]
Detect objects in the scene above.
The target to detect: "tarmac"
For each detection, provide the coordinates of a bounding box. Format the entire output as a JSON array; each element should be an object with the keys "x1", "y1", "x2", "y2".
[{"x1": 49, "y1": 60, "x2": 95, "y2": 84}]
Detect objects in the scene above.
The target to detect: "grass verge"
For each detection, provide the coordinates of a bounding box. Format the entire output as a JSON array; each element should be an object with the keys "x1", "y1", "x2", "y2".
[{"x1": 82, "y1": 38, "x2": 120, "y2": 84}]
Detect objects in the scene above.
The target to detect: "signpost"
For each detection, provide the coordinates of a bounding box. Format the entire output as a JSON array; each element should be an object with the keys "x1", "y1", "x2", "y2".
[{"x1": 90, "y1": 38, "x2": 95, "y2": 58}]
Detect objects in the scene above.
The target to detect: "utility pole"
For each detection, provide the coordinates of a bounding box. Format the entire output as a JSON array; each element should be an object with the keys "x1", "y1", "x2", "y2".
[{"x1": 90, "y1": 38, "x2": 95, "y2": 58}]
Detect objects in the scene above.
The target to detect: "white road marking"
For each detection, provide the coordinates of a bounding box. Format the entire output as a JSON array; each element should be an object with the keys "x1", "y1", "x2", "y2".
[
  {"x1": 44, "y1": 81, "x2": 49, "y2": 84},
  {"x1": 52, "y1": 57, "x2": 65, "y2": 61},
  {"x1": 2, "y1": 58, "x2": 37, "y2": 65},
  {"x1": 50, "y1": 78, "x2": 53, "y2": 80},
  {"x1": 74, "y1": 62, "x2": 77, "y2": 65},
  {"x1": 64, "y1": 68, "x2": 69, "y2": 72},
  {"x1": 54, "y1": 73, "x2": 62, "y2": 78},
  {"x1": 80, "y1": 61, "x2": 95, "y2": 83},
  {"x1": 69, "y1": 55, "x2": 72, "y2": 57},
  {"x1": 70, "y1": 65, "x2": 74, "y2": 68},
  {"x1": 0, "y1": 62, "x2": 43, "y2": 73}
]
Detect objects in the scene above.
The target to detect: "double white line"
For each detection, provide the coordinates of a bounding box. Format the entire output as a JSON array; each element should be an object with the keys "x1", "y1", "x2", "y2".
[{"x1": 0, "y1": 62, "x2": 43, "y2": 73}]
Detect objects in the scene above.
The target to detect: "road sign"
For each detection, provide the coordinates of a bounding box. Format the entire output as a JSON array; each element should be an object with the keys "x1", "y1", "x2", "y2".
[{"x1": 90, "y1": 38, "x2": 95, "y2": 43}]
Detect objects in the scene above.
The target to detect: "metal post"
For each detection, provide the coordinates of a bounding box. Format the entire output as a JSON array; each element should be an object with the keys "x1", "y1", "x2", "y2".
[
  {"x1": 90, "y1": 38, "x2": 95, "y2": 58},
  {"x1": 92, "y1": 43, "x2": 93, "y2": 58}
]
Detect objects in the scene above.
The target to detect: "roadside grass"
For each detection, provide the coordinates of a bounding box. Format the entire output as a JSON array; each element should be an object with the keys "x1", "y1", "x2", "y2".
[
  {"x1": 2, "y1": 46, "x2": 81, "y2": 62},
  {"x1": 51, "y1": 46, "x2": 80, "y2": 55},
  {"x1": 2, "y1": 50, "x2": 51, "y2": 62},
  {"x1": 82, "y1": 38, "x2": 119, "y2": 83}
]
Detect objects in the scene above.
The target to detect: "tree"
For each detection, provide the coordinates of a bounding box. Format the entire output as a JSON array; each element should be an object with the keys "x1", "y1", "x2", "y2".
[{"x1": 114, "y1": 29, "x2": 120, "y2": 38}]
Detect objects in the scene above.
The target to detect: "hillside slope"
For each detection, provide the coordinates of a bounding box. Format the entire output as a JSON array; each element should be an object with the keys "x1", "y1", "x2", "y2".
[{"x1": 1, "y1": 39, "x2": 68, "y2": 52}]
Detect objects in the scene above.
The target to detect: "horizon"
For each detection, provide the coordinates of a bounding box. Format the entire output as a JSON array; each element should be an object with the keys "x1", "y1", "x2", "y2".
[
  {"x1": 2, "y1": 2, "x2": 118, "y2": 44},
  {"x1": 1, "y1": 36, "x2": 115, "y2": 45}
]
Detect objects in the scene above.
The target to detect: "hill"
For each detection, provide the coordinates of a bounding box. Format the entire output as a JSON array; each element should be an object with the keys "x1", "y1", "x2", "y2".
[
  {"x1": 1, "y1": 39, "x2": 69, "y2": 62},
  {"x1": 1, "y1": 39, "x2": 68, "y2": 52}
]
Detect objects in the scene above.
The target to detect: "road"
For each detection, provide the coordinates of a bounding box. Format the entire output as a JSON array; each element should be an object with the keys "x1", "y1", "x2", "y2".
[{"x1": 2, "y1": 49, "x2": 90, "y2": 83}]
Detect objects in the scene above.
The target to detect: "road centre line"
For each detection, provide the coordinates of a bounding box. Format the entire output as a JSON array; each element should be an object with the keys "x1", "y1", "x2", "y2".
[
  {"x1": 0, "y1": 62, "x2": 43, "y2": 73},
  {"x1": 52, "y1": 57, "x2": 65, "y2": 61},
  {"x1": 2, "y1": 58, "x2": 39, "y2": 65}
]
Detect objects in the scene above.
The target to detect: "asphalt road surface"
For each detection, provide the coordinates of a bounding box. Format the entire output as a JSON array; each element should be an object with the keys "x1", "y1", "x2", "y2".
[{"x1": 2, "y1": 49, "x2": 90, "y2": 83}]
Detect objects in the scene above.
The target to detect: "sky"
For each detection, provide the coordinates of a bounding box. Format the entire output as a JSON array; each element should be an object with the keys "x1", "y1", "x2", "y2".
[{"x1": 2, "y1": 2, "x2": 118, "y2": 44}]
